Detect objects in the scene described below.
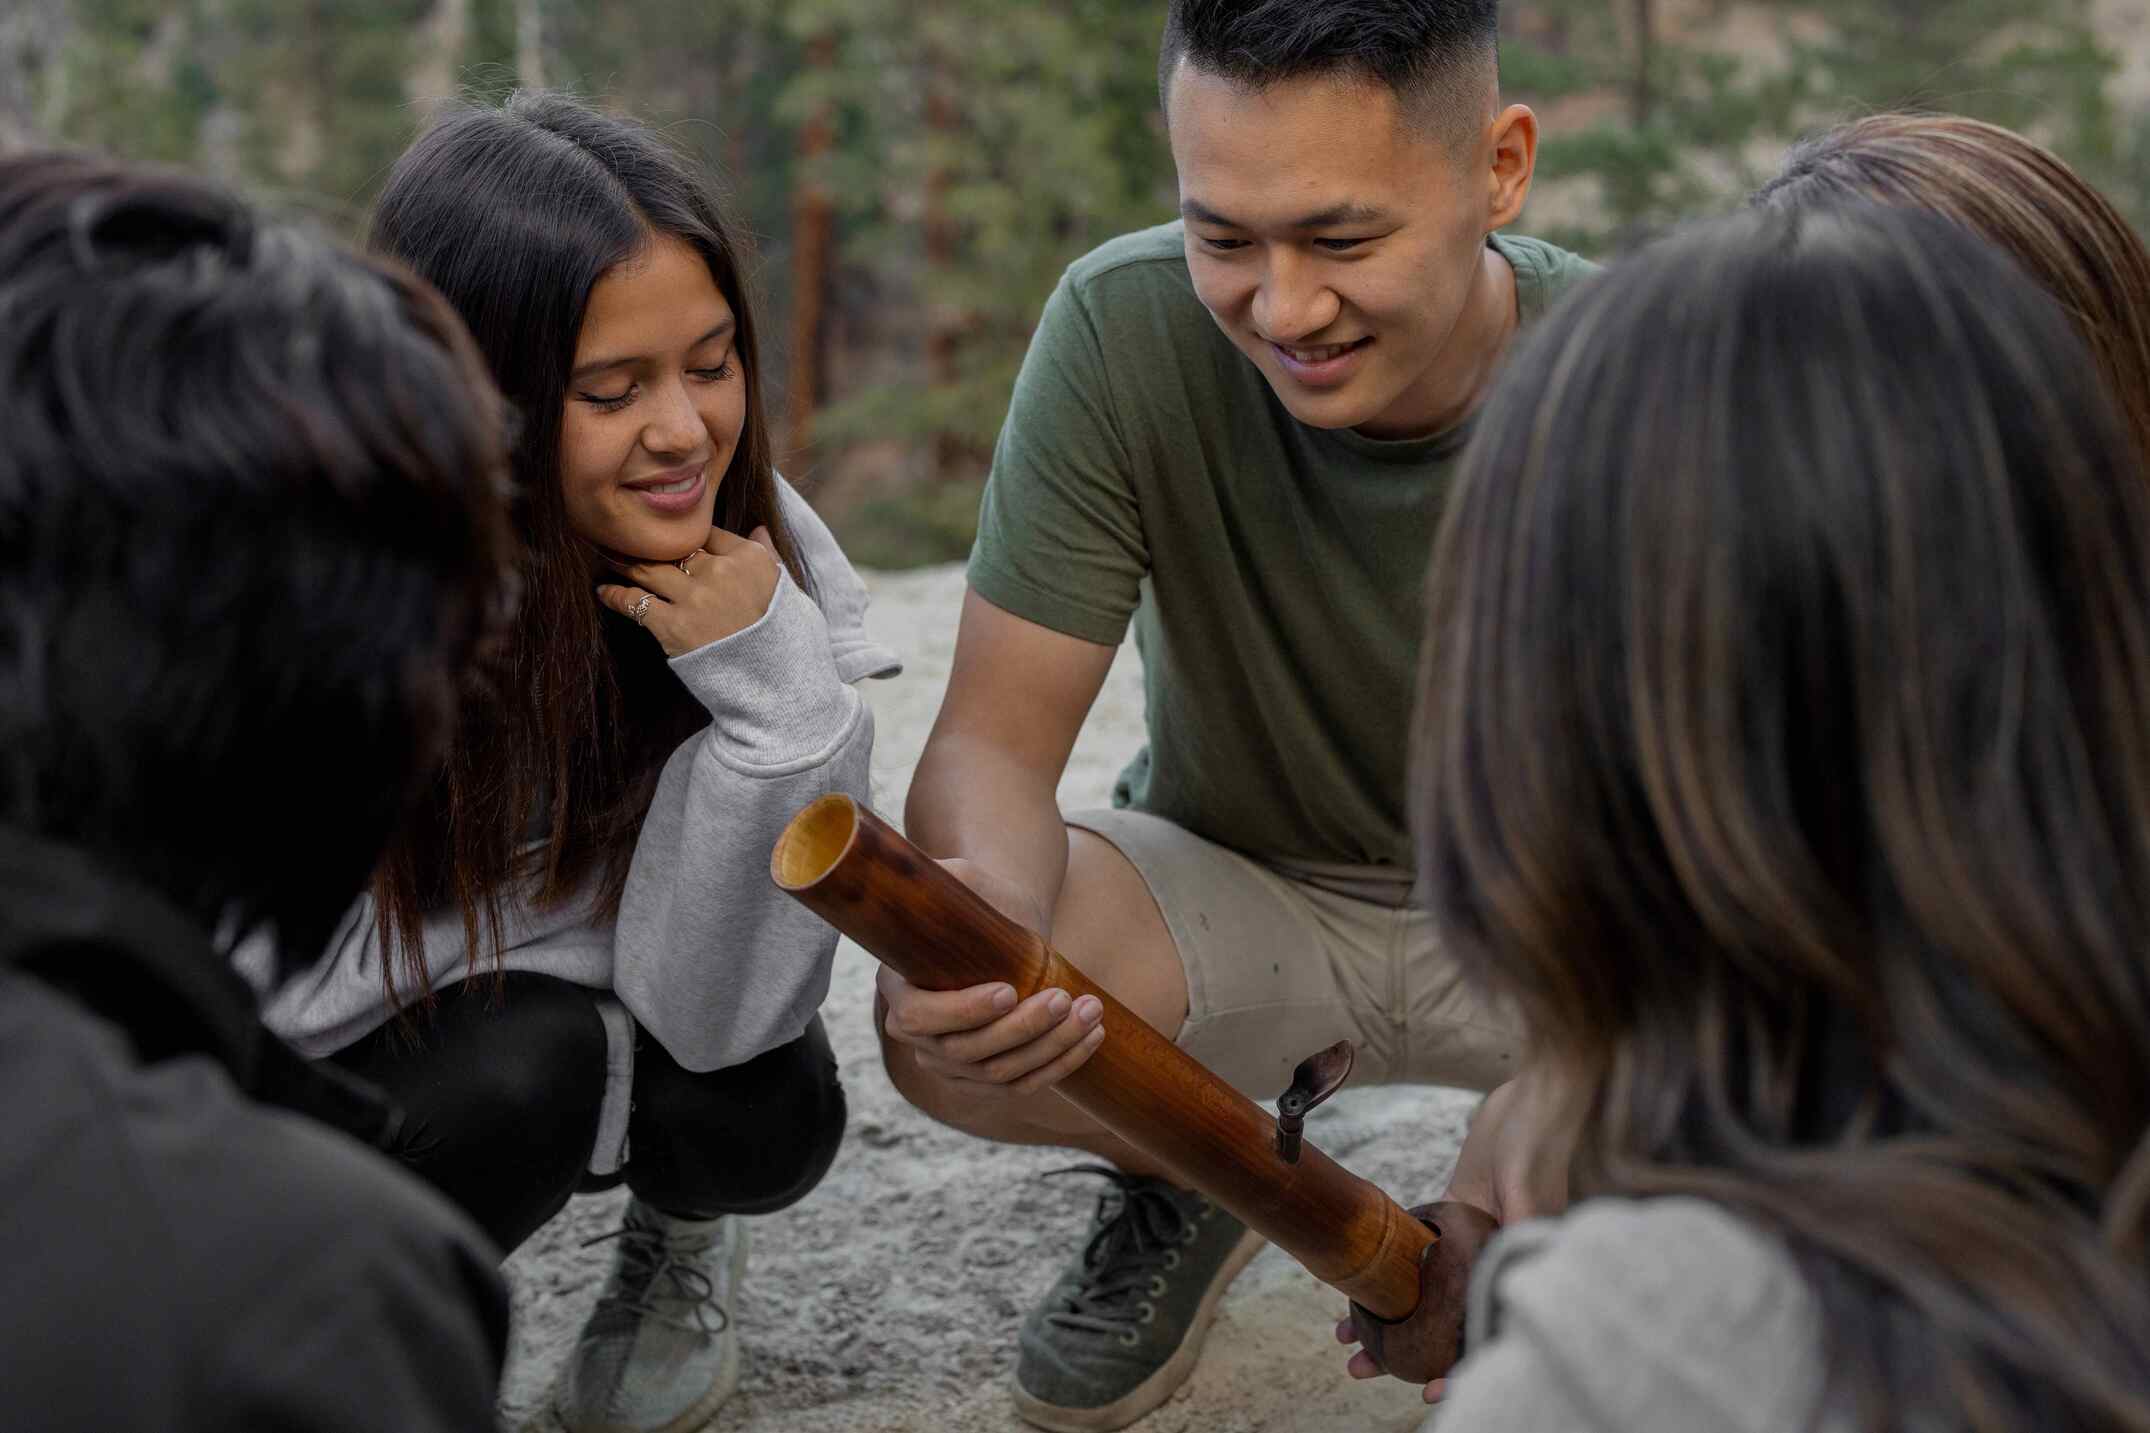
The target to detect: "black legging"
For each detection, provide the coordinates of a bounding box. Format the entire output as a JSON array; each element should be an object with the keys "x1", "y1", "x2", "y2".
[{"x1": 331, "y1": 973, "x2": 845, "y2": 1253}]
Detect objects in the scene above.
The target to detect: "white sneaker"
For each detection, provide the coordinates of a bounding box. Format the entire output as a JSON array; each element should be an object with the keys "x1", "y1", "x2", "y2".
[{"x1": 558, "y1": 1198, "x2": 749, "y2": 1433}]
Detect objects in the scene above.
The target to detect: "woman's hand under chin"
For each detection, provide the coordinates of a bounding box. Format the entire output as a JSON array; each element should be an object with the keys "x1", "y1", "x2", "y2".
[{"x1": 596, "y1": 524, "x2": 781, "y2": 657}]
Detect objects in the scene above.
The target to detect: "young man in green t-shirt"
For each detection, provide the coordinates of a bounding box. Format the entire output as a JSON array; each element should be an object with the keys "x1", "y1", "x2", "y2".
[{"x1": 877, "y1": 2, "x2": 1597, "y2": 1427}]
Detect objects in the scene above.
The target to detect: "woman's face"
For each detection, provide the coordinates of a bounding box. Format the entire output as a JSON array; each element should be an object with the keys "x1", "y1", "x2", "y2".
[{"x1": 560, "y1": 233, "x2": 745, "y2": 562}]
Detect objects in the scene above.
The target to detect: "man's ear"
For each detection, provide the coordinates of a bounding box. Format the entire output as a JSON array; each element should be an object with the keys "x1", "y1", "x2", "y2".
[{"x1": 1484, "y1": 104, "x2": 1538, "y2": 232}]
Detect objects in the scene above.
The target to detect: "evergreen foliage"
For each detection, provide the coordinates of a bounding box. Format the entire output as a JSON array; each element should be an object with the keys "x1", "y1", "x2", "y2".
[{"x1": 10, "y1": 1, "x2": 2145, "y2": 563}]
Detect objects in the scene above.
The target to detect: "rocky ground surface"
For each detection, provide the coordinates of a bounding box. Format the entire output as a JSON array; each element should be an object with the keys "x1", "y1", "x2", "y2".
[{"x1": 498, "y1": 561, "x2": 1473, "y2": 1433}]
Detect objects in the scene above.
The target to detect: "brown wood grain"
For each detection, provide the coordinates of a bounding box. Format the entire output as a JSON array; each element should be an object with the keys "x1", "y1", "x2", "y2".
[{"x1": 772, "y1": 794, "x2": 1436, "y2": 1319}]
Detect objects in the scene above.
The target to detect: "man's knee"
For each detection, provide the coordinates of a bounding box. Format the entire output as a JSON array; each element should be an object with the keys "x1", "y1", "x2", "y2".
[
  {"x1": 1051, "y1": 827, "x2": 1190, "y2": 1035},
  {"x1": 878, "y1": 1011, "x2": 1103, "y2": 1149},
  {"x1": 878, "y1": 1022, "x2": 996, "y2": 1135},
  {"x1": 873, "y1": 988, "x2": 941, "y2": 1110}
]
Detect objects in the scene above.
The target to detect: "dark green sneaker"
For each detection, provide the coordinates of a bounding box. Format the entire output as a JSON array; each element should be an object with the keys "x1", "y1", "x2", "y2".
[{"x1": 1013, "y1": 1166, "x2": 1267, "y2": 1432}]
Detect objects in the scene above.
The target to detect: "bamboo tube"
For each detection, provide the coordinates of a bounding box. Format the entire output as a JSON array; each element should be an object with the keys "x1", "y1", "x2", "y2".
[{"x1": 771, "y1": 794, "x2": 1435, "y2": 1319}]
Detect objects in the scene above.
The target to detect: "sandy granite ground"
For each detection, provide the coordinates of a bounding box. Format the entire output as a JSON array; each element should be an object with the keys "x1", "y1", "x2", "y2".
[{"x1": 498, "y1": 561, "x2": 1475, "y2": 1433}]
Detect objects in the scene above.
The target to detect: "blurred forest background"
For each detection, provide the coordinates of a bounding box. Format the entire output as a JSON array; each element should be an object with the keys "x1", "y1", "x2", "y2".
[{"x1": 3, "y1": 0, "x2": 2146, "y2": 565}]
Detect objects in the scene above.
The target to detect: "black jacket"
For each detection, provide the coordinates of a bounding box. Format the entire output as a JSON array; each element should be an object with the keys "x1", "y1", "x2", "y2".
[{"x1": 0, "y1": 830, "x2": 507, "y2": 1431}]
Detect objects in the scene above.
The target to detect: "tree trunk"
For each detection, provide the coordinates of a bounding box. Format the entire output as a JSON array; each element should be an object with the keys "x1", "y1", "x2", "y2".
[
  {"x1": 408, "y1": 0, "x2": 471, "y2": 114},
  {"x1": 516, "y1": 0, "x2": 544, "y2": 89},
  {"x1": 1630, "y1": 0, "x2": 1655, "y2": 126},
  {"x1": 783, "y1": 32, "x2": 837, "y2": 465},
  {"x1": 0, "y1": 0, "x2": 69, "y2": 148},
  {"x1": 923, "y1": 82, "x2": 962, "y2": 480}
]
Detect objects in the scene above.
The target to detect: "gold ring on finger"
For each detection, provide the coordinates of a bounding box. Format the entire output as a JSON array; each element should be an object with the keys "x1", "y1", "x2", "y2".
[{"x1": 677, "y1": 553, "x2": 696, "y2": 576}]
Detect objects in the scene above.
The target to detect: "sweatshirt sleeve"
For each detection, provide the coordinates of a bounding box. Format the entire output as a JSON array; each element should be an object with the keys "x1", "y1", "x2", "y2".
[
  {"x1": 1427, "y1": 1198, "x2": 1823, "y2": 1433},
  {"x1": 608, "y1": 558, "x2": 878, "y2": 1072},
  {"x1": 777, "y1": 474, "x2": 902, "y2": 683}
]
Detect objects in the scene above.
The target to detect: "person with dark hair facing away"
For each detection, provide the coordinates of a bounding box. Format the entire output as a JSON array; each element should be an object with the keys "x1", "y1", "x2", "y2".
[
  {"x1": 1352, "y1": 203, "x2": 2150, "y2": 1429},
  {"x1": 0, "y1": 151, "x2": 517, "y2": 1430},
  {"x1": 1754, "y1": 112, "x2": 2150, "y2": 471},
  {"x1": 244, "y1": 92, "x2": 898, "y2": 1433},
  {"x1": 872, "y1": 2, "x2": 1592, "y2": 1427}
]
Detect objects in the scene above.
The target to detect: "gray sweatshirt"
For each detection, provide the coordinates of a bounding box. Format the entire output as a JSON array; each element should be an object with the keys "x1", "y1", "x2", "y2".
[
  {"x1": 242, "y1": 482, "x2": 898, "y2": 1174},
  {"x1": 1428, "y1": 1197, "x2": 1833, "y2": 1433}
]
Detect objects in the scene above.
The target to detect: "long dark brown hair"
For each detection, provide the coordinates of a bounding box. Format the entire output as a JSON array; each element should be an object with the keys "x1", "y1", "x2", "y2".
[
  {"x1": 1417, "y1": 204, "x2": 2150, "y2": 1429},
  {"x1": 1756, "y1": 113, "x2": 2150, "y2": 472},
  {"x1": 366, "y1": 91, "x2": 806, "y2": 1000}
]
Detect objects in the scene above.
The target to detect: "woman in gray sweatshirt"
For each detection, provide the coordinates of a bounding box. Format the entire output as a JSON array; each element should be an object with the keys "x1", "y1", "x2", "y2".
[
  {"x1": 244, "y1": 93, "x2": 897, "y2": 1433},
  {"x1": 1391, "y1": 204, "x2": 2150, "y2": 1430}
]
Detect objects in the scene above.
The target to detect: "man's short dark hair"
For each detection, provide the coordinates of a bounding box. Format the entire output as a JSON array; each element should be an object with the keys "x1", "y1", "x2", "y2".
[
  {"x1": 0, "y1": 152, "x2": 516, "y2": 975},
  {"x1": 1160, "y1": 0, "x2": 1500, "y2": 140}
]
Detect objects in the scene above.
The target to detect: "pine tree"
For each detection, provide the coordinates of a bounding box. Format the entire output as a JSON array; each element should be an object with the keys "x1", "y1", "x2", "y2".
[
  {"x1": 800, "y1": 0, "x2": 1171, "y2": 480},
  {"x1": 1504, "y1": 0, "x2": 2139, "y2": 254}
]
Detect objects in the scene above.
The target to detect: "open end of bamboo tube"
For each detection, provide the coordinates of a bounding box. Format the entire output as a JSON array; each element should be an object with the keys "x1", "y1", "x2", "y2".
[{"x1": 771, "y1": 793, "x2": 862, "y2": 890}]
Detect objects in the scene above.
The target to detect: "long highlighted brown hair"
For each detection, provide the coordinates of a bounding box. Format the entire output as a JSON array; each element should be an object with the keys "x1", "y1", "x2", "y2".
[
  {"x1": 1417, "y1": 204, "x2": 2150, "y2": 1429},
  {"x1": 1756, "y1": 113, "x2": 2150, "y2": 470},
  {"x1": 366, "y1": 92, "x2": 807, "y2": 1002}
]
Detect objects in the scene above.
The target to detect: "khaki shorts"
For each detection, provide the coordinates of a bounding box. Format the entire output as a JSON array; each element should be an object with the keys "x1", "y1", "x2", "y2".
[{"x1": 1068, "y1": 808, "x2": 1523, "y2": 1101}]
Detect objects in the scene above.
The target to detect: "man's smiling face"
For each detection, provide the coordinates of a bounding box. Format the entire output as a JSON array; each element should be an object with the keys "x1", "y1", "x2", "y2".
[{"x1": 1168, "y1": 61, "x2": 1494, "y2": 439}]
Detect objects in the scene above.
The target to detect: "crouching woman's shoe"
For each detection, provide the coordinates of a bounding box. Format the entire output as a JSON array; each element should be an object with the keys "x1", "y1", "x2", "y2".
[{"x1": 559, "y1": 1198, "x2": 750, "y2": 1433}]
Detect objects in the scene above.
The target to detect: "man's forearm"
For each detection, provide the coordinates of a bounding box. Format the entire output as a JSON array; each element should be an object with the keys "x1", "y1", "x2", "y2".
[{"x1": 905, "y1": 732, "x2": 1073, "y2": 934}]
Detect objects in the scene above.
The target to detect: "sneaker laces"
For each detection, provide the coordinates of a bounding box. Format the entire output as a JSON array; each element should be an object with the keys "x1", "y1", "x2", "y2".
[
  {"x1": 1041, "y1": 1165, "x2": 1202, "y2": 1337},
  {"x1": 581, "y1": 1212, "x2": 732, "y2": 1336}
]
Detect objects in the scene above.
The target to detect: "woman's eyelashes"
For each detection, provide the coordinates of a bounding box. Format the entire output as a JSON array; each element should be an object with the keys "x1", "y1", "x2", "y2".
[
  {"x1": 579, "y1": 384, "x2": 637, "y2": 413},
  {"x1": 574, "y1": 362, "x2": 735, "y2": 414}
]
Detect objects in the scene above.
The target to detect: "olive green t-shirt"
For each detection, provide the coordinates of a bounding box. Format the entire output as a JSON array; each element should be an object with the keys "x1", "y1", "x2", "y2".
[{"x1": 968, "y1": 222, "x2": 1596, "y2": 870}]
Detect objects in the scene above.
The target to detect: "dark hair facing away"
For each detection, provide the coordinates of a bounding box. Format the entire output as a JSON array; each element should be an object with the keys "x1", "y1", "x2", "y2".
[
  {"x1": 0, "y1": 151, "x2": 516, "y2": 977},
  {"x1": 1755, "y1": 113, "x2": 2150, "y2": 473},
  {"x1": 367, "y1": 91, "x2": 805, "y2": 1001},
  {"x1": 1159, "y1": 0, "x2": 1500, "y2": 138},
  {"x1": 1417, "y1": 205, "x2": 2150, "y2": 1429}
]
